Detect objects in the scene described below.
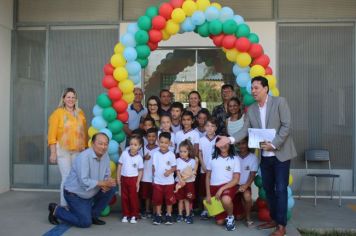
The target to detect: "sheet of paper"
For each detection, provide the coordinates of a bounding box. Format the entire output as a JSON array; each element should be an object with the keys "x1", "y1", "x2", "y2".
[{"x1": 248, "y1": 128, "x2": 276, "y2": 148}]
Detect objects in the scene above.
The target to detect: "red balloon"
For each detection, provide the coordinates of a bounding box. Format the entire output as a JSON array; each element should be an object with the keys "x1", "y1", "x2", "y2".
[
  {"x1": 152, "y1": 15, "x2": 166, "y2": 30},
  {"x1": 248, "y1": 43, "x2": 263, "y2": 58},
  {"x1": 159, "y1": 3, "x2": 173, "y2": 20},
  {"x1": 235, "y1": 37, "x2": 251, "y2": 52},
  {"x1": 222, "y1": 35, "x2": 236, "y2": 49},
  {"x1": 258, "y1": 208, "x2": 272, "y2": 222},
  {"x1": 149, "y1": 29, "x2": 163, "y2": 43},
  {"x1": 169, "y1": 0, "x2": 184, "y2": 8},
  {"x1": 265, "y1": 66, "x2": 273, "y2": 75},
  {"x1": 148, "y1": 41, "x2": 158, "y2": 51},
  {"x1": 244, "y1": 106, "x2": 249, "y2": 113},
  {"x1": 252, "y1": 54, "x2": 270, "y2": 68},
  {"x1": 212, "y1": 34, "x2": 225, "y2": 47},
  {"x1": 108, "y1": 87, "x2": 123, "y2": 101},
  {"x1": 103, "y1": 63, "x2": 114, "y2": 75},
  {"x1": 113, "y1": 99, "x2": 128, "y2": 113},
  {"x1": 256, "y1": 198, "x2": 268, "y2": 209},
  {"x1": 117, "y1": 111, "x2": 129, "y2": 123},
  {"x1": 109, "y1": 195, "x2": 117, "y2": 206},
  {"x1": 102, "y1": 75, "x2": 118, "y2": 89}
]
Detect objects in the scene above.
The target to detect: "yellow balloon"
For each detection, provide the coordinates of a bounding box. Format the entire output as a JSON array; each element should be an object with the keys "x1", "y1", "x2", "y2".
[
  {"x1": 110, "y1": 160, "x2": 116, "y2": 174},
  {"x1": 289, "y1": 174, "x2": 293, "y2": 185},
  {"x1": 88, "y1": 126, "x2": 99, "y2": 138},
  {"x1": 271, "y1": 88, "x2": 280, "y2": 97},
  {"x1": 122, "y1": 92, "x2": 135, "y2": 104},
  {"x1": 161, "y1": 29, "x2": 171, "y2": 41},
  {"x1": 171, "y1": 8, "x2": 186, "y2": 24},
  {"x1": 110, "y1": 54, "x2": 126, "y2": 68},
  {"x1": 111, "y1": 171, "x2": 117, "y2": 179},
  {"x1": 265, "y1": 74, "x2": 277, "y2": 89},
  {"x1": 165, "y1": 20, "x2": 180, "y2": 35},
  {"x1": 226, "y1": 49, "x2": 239, "y2": 62},
  {"x1": 119, "y1": 79, "x2": 134, "y2": 94},
  {"x1": 88, "y1": 139, "x2": 92, "y2": 147},
  {"x1": 236, "y1": 52, "x2": 252, "y2": 67},
  {"x1": 196, "y1": 0, "x2": 211, "y2": 11},
  {"x1": 211, "y1": 2, "x2": 222, "y2": 9},
  {"x1": 113, "y1": 67, "x2": 128, "y2": 82},
  {"x1": 114, "y1": 43, "x2": 125, "y2": 54},
  {"x1": 250, "y1": 65, "x2": 266, "y2": 78},
  {"x1": 182, "y1": 0, "x2": 197, "y2": 16}
]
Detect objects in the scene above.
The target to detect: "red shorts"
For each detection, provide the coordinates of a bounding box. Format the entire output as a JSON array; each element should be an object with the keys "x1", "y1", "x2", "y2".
[
  {"x1": 233, "y1": 186, "x2": 252, "y2": 217},
  {"x1": 140, "y1": 182, "x2": 152, "y2": 200},
  {"x1": 152, "y1": 183, "x2": 176, "y2": 206},
  {"x1": 199, "y1": 173, "x2": 207, "y2": 197},
  {"x1": 209, "y1": 184, "x2": 237, "y2": 221},
  {"x1": 175, "y1": 182, "x2": 195, "y2": 201}
]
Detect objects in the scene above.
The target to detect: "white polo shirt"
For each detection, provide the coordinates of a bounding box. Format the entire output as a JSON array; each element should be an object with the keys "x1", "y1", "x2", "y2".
[
  {"x1": 141, "y1": 145, "x2": 159, "y2": 183},
  {"x1": 175, "y1": 129, "x2": 200, "y2": 153},
  {"x1": 199, "y1": 135, "x2": 217, "y2": 174},
  {"x1": 207, "y1": 155, "x2": 241, "y2": 186},
  {"x1": 194, "y1": 128, "x2": 206, "y2": 138},
  {"x1": 152, "y1": 150, "x2": 177, "y2": 185},
  {"x1": 175, "y1": 158, "x2": 196, "y2": 183},
  {"x1": 172, "y1": 123, "x2": 182, "y2": 134},
  {"x1": 158, "y1": 130, "x2": 176, "y2": 152},
  {"x1": 119, "y1": 150, "x2": 144, "y2": 177},
  {"x1": 238, "y1": 153, "x2": 258, "y2": 185}
]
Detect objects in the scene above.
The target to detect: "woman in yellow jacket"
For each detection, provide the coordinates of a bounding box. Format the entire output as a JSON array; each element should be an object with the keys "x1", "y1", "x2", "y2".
[{"x1": 48, "y1": 88, "x2": 88, "y2": 207}]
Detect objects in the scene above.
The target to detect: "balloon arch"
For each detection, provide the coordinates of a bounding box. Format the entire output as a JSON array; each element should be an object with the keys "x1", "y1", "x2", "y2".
[{"x1": 89, "y1": 0, "x2": 293, "y2": 219}]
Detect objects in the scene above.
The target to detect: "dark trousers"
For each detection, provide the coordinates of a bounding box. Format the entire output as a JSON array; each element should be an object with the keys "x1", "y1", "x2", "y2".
[
  {"x1": 260, "y1": 156, "x2": 290, "y2": 226},
  {"x1": 55, "y1": 188, "x2": 115, "y2": 228}
]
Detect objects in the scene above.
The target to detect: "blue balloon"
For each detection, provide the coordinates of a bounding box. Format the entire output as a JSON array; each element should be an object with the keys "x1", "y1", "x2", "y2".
[
  {"x1": 93, "y1": 105, "x2": 103, "y2": 116},
  {"x1": 236, "y1": 72, "x2": 250, "y2": 87},
  {"x1": 100, "y1": 128, "x2": 113, "y2": 140},
  {"x1": 268, "y1": 90, "x2": 273, "y2": 96},
  {"x1": 233, "y1": 15, "x2": 245, "y2": 24},
  {"x1": 233, "y1": 64, "x2": 250, "y2": 76},
  {"x1": 123, "y1": 47, "x2": 137, "y2": 62},
  {"x1": 108, "y1": 140, "x2": 119, "y2": 155},
  {"x1": 125, "y1": 61, "x2": 141, "y2": 76},
  {"x1": 91, "y1": 116, "x2": 107, "y2": 130},
  {"x1": 109, "y1": 153, "x2": 119, "y2": 163},
  {"x1": 288, "y1": 197, "x2": 295, "y2": 209},
  {"x1": 205, "y1": 6, "x2": 220, "y2": 21},
  {"x1": 181, "y1": 17, "x2": 195, "y2": 32},
  {"x1": 219, "y1": 7, "x2": 234, "y2": 22},
  {"x1": 120, "y1": 33, "x2": 136, "y2": 47},
  {"x1": 246, "y1": 80, "x2": 252, "y2": 94},
  {"x1": 129, "y1": 73, "x2": 141, "y2": 85},
  {"x1": 127, "y1": 23, "x2": 139, "y2": 34},
  {"x1": 287, "y1": 186, "x2": 292, "y2": 198},
  {"x1": 191, "y1": 11, "x2": 206, "y2": 26}
]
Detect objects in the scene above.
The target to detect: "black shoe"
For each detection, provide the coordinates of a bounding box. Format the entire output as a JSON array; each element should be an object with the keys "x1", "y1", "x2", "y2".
[
  {"x1": 92, "y1": 217, "x2": 106, "y2": 225},
  {"x1": 48, "y1": 203, "x2": 59, "y2": 225}
]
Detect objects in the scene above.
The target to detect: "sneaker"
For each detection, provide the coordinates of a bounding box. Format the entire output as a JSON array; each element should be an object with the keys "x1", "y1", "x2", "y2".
[
  {"x1": 153, "y1": 215, "x2": 162, "y2": 225},
  {"x1": 200, "y1": 210, "x2": 209, "y2": 220},
  {"x1": 165, "y1": 215, "x2": 173, "y2": 225},
  {"x1": 185, "y1": 215, "x2": 193, "y2": 224},
  {"x1": 121, "y1": 216, "x2": 129, "y2": 223},
  {"x1": 176, "y1": 214, "x2": 183, "y2": 223},
  {"x1": 225, "y1": 216, "x2": 236, "y2": 231},
  {"x1": 147, "y1": 212, "x2": 152, "y2": 218},
  {"x1": 130, "y1": 217, "x2": 137, "y2": 224},
  {"x1": 141, "y1": 212, "x2": 147, "y2": 219}
]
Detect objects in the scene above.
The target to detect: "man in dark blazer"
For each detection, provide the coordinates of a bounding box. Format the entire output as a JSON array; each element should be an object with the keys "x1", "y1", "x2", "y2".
[{"x1": 217, "y1": 76, "x2": 297, "y2": 236}]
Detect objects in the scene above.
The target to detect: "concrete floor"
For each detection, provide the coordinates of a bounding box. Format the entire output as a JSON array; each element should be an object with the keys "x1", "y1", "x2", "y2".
[{"x1": 0, "y1": 191, "x2": 355, "y2": 236}]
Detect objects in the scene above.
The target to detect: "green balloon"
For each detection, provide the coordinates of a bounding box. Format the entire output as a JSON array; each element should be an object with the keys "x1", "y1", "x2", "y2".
[
  {"x1": 145, "y1": 6, "x2": 158, "y2": 18},
  {"x1": 108, "y1": 120, "x2": 124, "y2": 134},
  {"x1": 101, "y1": 205, "x2": 110, "y2": 217},
  {"x1": 254, "y1": 175, "x2": 263, "y2": 188},
  {"x1": 113, "y1": 131, "x2": 126, "y2": 143},
  {"x1": 136, "y1": 45, "x2": 151, "y2": 59},
  {"x1": 96, "y1": 93, "x2": 112, "y2": 108},
  {"x1": 243, "y1": 93, "x2": 255, "y2": 106},
  {"x1": 248, "y1": 33, "x2": 259, "y2": 43},
  {"x1": 287, "y1": 209, "x2": 292, "y2": 221},
  {"x1": 137, "y1": 58, "x2": 149, "y2": 68},
  {"x1": 208, "y1": 19, "x2": 223, "y2": 35},
  {"x1": 258, "y1": 187, "x2": 267, "y2": 199},
  {"x1": 135, "y1": 30, "x2": 149, "y2": 45},
  {"x1": 222, "y1": 19, "x2": 237, "y2": 34},
  {"x1": 102, "y1": 107, "x2": 117, "y2": 123},
  {"x1": 137, "y1": 15, "x2": 151, "y2": 31},
  {"x1": 240, "y1": 87, "x2": 248, "y2": 96},
  {"x1": 197, "y1": 22, "x2": 210, "y2": 37},
  {"x1": 235, "y1": 23, "x2": 250, "y2": 37}
]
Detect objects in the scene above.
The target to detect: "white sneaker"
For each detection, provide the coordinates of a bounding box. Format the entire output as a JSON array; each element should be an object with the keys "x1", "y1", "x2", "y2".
[
  {"x1": 121, "y1": 216, "x2": 128, "y2": 223},
  {"x1": 130, "y1": 217, "x2": 137, "y2": 224}
]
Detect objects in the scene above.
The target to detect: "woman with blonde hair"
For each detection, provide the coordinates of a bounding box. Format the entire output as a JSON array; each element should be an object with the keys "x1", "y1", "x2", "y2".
[{"x1": 48, "y1": 87, "x2": 88, "y2": 207}]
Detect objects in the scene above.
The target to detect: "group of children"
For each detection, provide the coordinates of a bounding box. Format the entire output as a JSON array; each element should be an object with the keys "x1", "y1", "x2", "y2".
[{"x1": 116, "y1": 101, "x2": 258, "y2": 231}]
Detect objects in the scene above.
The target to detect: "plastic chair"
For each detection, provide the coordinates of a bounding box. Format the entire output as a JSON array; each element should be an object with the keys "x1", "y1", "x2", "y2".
[{"x1": 298, "y1": 149, "x2": 341, "y2": 207}]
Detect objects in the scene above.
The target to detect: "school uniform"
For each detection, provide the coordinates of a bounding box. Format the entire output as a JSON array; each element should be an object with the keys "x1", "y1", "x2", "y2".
[
  {"x1": 140, "y1": 145, "x2": 159, "y2": 200},
  {"x1": 158, "y1": 130, "x2": 176, "y2": 153},
  {"x1": 175, "y1": 129, "x2": 200, "y2": 154},
  {"x1": 175, "y1": 158, "x2": 196, "y2": 201}
]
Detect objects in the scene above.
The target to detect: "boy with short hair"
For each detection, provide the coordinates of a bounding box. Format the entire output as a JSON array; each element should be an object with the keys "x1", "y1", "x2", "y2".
[{"x1": 170, "y1": 102, "x2": 184, "y2": 134}]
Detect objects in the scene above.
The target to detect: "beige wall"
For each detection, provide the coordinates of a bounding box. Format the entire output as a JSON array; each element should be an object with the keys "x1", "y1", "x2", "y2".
[{"x1": 0, "y1": 0, "x2": 13, "y2": 193}]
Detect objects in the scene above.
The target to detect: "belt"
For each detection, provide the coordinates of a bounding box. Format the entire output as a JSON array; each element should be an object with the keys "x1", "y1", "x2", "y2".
[{"x1": 64, "y1": 189, "x2": 78, "y2": 197}]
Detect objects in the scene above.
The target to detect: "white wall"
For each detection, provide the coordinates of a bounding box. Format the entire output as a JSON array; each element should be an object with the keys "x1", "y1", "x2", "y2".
[{"x1": 0, "y1": 0, "x2": 13, "y2": 193}]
